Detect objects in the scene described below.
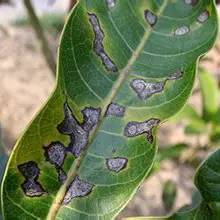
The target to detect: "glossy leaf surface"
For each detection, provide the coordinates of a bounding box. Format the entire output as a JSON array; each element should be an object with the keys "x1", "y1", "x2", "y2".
[{"x1": 1, "y1": 0, "x2": 218, "y2": 219}]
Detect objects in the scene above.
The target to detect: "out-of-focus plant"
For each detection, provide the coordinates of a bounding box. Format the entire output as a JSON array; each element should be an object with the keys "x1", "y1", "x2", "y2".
[
  {"x1": 162, "y1": 180, "x2": 177, "y2": 213},
  {"x1": 172, "y1": 68, "x2": 220, "y2": 165},
  {"x1": 13, "y1": 13, "x2": 65, "y2": 36}
]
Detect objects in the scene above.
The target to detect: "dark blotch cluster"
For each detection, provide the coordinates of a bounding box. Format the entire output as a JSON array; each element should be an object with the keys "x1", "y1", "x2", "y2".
[
  {"x1": 63, "y1": 176, "x2": 94, "y2": 205},
  {"x1": 58, "y1": 102, "x2": 101, "y2": 157},
  {"x1": 18, "y1": 161, "x2": 46, "y2": 197},
  {"x1": 88, "y1": 13, "x2": 118, "y2": 72},
  {"x1": 44, "y1": 142, "x2": 67, "y2": 184}
]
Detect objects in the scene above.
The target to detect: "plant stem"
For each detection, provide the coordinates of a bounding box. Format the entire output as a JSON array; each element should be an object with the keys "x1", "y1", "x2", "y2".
[{"x1": 23, "y1": 0, "x2": 56, "y2": 76}]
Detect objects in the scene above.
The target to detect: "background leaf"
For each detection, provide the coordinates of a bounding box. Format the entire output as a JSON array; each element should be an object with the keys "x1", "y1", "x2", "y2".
[
  {"x1": 199, "y1": 69, "x2": 219, "y2": 122},
  {"x1": 1, "y1": 0, "x2": 218, "y2": 219},
  {"x1": 125, "y1": 149, "x2": 220, "y2": 220}
]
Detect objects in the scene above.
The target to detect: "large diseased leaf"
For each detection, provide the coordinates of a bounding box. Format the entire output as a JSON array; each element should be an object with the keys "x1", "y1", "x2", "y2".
[{"x1": 1, "y1": 0, "x2": 218, "y2": 219}]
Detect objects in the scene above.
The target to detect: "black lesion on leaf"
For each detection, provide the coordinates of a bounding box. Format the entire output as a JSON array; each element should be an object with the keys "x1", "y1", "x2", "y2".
[
  {"x1": 174, "y1": 26, "x2": 190, "y2": 36},
  {"x1": 44, "y1": 142, "x2": 66, "y2": 167},
  {"x1": 197, "y1": 10, "x2": 209, "y2": 23},
  {"x1": 63, "y1": 176, "x2": 94, "y2": 205},
  {"x1": 58, "y1": 102, "x2": 101, "y2": 157},
  {"x1": 88, "y1": 13, "x2": 118, "y2": 72},
  {"x1": 124, "y1": 118, "x2": 160, "y2": 143},
  {"x1": 106, "y1": 103, "x2": 125, "y2": 117},
  {"x1": 18, "y1": 161, "x2": 40, "y2": 180},
  {"x1": 106, "y1": 0, "x2": 116, "y2": 9},
  {"x1": 57, "y1": 102, "x2": 80, "y2": 135},
  {"x1": 81, "y1": 107, "x2": 101, "y2": 132},
  {"x1": 106, "y1": 157, "x2": 128, "y2": 173},
  {"x1": 21, "y1": 180, "x2": 46, "y2": 197},
  {"x1": 144, "y1": 10, "x2": 157, "y2": 27},
  {"x1": 131, "y1": 70, "x2": 183, "y2": 100},
  {"x1": 18, "y1": 161, "x2": 46, "y2": 197},
  {"x1": 43, "y1": 142, "x2": 68, "y2": 184},
  {"x1": 130, "y1": 79, "x2": 165, "y2": 100}
]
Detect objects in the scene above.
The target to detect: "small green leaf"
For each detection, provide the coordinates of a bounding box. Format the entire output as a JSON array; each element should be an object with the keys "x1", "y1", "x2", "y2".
[
  {"x1": 199, "y1": 69, "x2": 219, "y2": 122},
  {"x1": 172, "y1": 104, "x2": 201, "y2": 122},
  {"x1": 1, "y1": 0, "x2": 218, "y2": 219},
  {"x1": 162, "y1": 180, "x2": 177, "y2": 212},
  {"x1": 184, "y1": 120, "x2": 207, "y2": 135}
]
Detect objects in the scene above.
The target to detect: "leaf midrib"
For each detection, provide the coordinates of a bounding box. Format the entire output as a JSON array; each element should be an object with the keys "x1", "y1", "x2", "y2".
[{"x1": 47, "y1": 1, "x2": 169, "y2": 219}]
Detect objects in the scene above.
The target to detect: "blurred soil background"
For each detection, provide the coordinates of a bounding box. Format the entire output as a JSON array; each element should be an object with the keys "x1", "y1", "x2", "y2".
[{"x1": 0, "y1": 1, "x2": 220, "y2": 219}]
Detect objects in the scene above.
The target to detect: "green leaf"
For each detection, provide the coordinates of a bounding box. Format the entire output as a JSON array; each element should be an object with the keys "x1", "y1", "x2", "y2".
[
  {"x1": 184, "y1": 120, "x2": 207, "y2": 135},
  {"x1": 162, "y1": 180, "x2": 177, "y2": 212},
  {"x1": 199, "y1": 69, "x2": 219, "y2": 122},
  {"x1": 1, "y1": 0, "x2": 218, "y2": 219},
  {"x1": 149, "y1": 143, "x2": 187, "y2": 176},
  {"x1": 172, "y1": 104, "x2": 201, "y2": 122}
]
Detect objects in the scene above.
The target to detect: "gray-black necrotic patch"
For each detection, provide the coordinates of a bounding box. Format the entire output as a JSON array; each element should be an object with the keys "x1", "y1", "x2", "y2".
[
  {"x1": 106, "y1": 157, "x2": 128, "y2": 173},
  {"x1": 63, "y1": 176, "x2": 94, "y2": 205},
  {"x1": 106, "y1": 103, "x2": 125, "y2": 117},
  {"x1": 18, "y1": 161, "x2": 40, "y2": 180},
  {"x1": 57, "y1": 102, "x2": 80, "y2": 135},
  {"x1": 81, "y1": 107, "x2": 101, "y2": 132},
  {"x1": 18, "y1": 161, "x2": 46, "y2": 197},
  {"x1": 44, "y1": 142, "x2": 66, "y2": 167},
  {"x1": 124, "y1": 118, "x2": 160, "y2": 141},
  {"x1": 174, "y1": 26, "x2": 190, "y2": 36},
  {"x1": 67, "y1": 131, "x2": 89, "y2": 157},
  {"x1": 58, "y1": 102, "x2": 101, "y2": 157},
  {"x1": 88, "y1": 13, "x2": 118, "y2": 72},
  {"x1": 106, "y1": 0, "x2": 116, "y2": 9},
  {"x1": 144, "y1": 10, "x2": 157, "y2": 27},
  {"x1": 21, "y1": 180, "x2": 46, "y2": 197},
  {"x1": 130, "y1": 79, "x2": 165, "y2": 100},
  {"x1": 197, "y1": 10, "x2": 209, "y2": 23}
]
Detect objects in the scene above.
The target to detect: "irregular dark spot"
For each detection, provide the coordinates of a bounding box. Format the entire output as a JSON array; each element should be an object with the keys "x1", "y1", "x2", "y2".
[
  {"x1": 124, "y1": 118, "x2": 160, "y2": 139},
  {"x1": 167, "y1": 70, "x2": 183, "y2": 80},
  {"x1": 106, "y1": 103, "x2": 125, "y2": 117},
  {"x1": 58, "y1": 102, "x2": 101, "y2": 157},
  {"x1": 197, "y1": 10, "x2": 209, "y2": 23},
  {"x1": 184, "y1": 0, "x2": 198, "y2": 6},
  {"x1": 146, "y1": 131, "x2": 154, "y2": 144},
  {"x1": 57, "y1": 168, "x2": 67, "y2": 184},
  {"x1": 21, "y1": 180, "x2": 46, "y2": 197},
  {"x1": 174, "y1": 26, "x2": 190, "y2": 36},
  {"x1": 106, "y1": 157, "x2": 128, "y2": 173},
  {"x1": 44, "y1": 142, "x2": 66, "y2": 167},
  {"x1": 57, "y1": 102, "x2": 80, "y2": 135},
  {"x1": 144, "y1": 10, "x2": 157, "y2": 27},
  {"x1": 106, "y1": 0, "x2": 116, "y2": 9},
  {"x1": 81, "y1": 107, "x2": 101, "y2": 132},
  {"x1": 88, "y1": 13, "x2": 118, "y2": 72},
  {"x1": 18, "y1": 161, "x2": 46, "y2": 197},
  {"x1": 130, "y1": 78, "x2": 165, "y2": 100},
  {"x1": 18, "y1": 161, "x2": 40, "y2": 180},
  {"x1": 67, "y1": 131, "x2": 88, "y2": 157},
  {"x1": 63, "y1": 176, "x2": 94, "y2": 205}
]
